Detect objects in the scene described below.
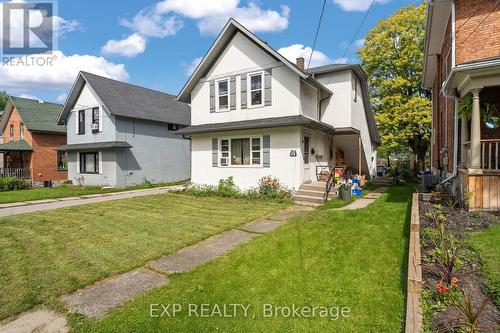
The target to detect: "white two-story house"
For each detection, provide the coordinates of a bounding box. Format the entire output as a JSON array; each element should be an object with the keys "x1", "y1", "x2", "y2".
[
  {"x1": 177, "y1": 19, "x2": 379, "y2": 191},
  {"x1": 57, "y1": 71, "x2": 191, "y2": 187}
]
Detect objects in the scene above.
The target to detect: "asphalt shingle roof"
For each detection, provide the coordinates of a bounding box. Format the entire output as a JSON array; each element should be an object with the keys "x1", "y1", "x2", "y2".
[
  {"x1": 0, "y1": 139, "x2": 33, "y2": 151},
  {"x1": 61, "y1": 72, "x2": 190, "y2": 125},
  {"x1": 10, "y1": 96, "x2": 65, "y2": 134}
]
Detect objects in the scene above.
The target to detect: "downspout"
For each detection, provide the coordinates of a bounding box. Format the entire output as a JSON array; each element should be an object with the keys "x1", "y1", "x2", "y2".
[
  {"x1": 440, "y1": 91, "x2": 459, "y2": 185},
  {"x1": 439, "y1": 0, "x2": 458, "y2": 185}
]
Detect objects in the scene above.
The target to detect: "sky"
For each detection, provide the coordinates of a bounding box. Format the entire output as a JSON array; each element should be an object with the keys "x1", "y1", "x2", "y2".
[{"x1": 0, "y1": 0, "x2": 420, "y2": 104}]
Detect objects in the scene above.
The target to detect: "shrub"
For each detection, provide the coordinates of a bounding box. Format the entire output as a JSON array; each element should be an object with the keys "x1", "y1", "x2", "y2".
[
  {"x1": 216, "y1": 177, "x2": 241, "y2": 197},
  {"x1": 255, "y1": 176, "x2": 293, "y2": 201},
  {"x1": 0, "y1": 177, "x2": 29, "y2": 191},
  {"x1": 183, "y1": 176, "x2": 292, "y2": 202},
  {"x1": 142, "y1": 178, "x2": 153, "y2": 189}
]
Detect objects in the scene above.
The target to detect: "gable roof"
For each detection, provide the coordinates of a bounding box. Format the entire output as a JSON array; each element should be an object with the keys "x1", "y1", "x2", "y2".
[
  {"x1": 177, "y1": 18, "x2": 331, "y2": 103},
  {"x1": 58, "y1": 71, "x2": 190, "y2": 125},
  {"x1": 307, "y1": 64, "x2": 381, "y2": 144},
  {"x1": 1, "y1": 96, "x2": 65, "y2": 134}
]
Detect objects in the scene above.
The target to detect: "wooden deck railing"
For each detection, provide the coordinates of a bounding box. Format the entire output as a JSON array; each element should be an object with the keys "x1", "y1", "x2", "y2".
[
  {"x1": 481, "y1": 139, "x2": 500, "y2": 171},
  {"x1": 0, "y1": 168, "x2": 31, "y2": 179}
]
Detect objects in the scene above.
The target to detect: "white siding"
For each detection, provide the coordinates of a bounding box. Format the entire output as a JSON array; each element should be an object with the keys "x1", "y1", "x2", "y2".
[
  {"x1": 191, "y1": 127, "x2": 303, "y2": 190},
  {"x1": 190, "y1": 32, "x2": 301, "y2": 126}
]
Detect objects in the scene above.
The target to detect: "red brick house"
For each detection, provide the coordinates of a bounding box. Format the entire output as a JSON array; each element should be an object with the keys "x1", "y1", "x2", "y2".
[
  {"x1": 0, "y1": 96, "x2": 67, "y2": 186},
  {"x1": 423, "y1": 0, "x2": 500, "y2": 210}
]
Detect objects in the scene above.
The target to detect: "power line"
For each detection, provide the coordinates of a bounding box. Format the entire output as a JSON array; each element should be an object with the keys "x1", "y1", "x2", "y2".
[
  {"x1": 337, "y1": 0, "x2": 376, "y2": 64},
  {"x1": 307, "y1": 0, "x2": 327, "y2": 69},
  {"x1": 456, "y1": 1, "x2": 498, "y2": 50}
]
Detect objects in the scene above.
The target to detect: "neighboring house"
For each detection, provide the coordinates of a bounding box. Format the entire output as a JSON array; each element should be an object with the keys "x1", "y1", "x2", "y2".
[
  {"x1": 0, "y1": 96, "x2": 67, "y2": 186},
  {"x1": 57, "y1": 71, "x2": 191, "y2": 187},
  {"x1": 177, "y1": 19, "x2": 379, "y2": 191},
  {"x1": 423, "y1": 0, "x2": 500, "y2": 210}
]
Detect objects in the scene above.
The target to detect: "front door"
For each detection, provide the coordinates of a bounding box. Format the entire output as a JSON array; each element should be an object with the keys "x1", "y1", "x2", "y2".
[{"x1": 303, "y1": 135, "x2": 311, "y2": 182}]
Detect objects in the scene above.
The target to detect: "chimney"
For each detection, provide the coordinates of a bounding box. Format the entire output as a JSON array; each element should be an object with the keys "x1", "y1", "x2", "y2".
[{"x1": 296, "y1": 57, "x2": 305, "y2": 70}]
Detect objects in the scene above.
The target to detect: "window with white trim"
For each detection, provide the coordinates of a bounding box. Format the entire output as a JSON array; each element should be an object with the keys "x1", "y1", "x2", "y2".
[
  {"x1": 79, "y1": 152, "x2": 99, "y2": 174},
  {"x1": 216, "y1": 78, "x2": 229, "y2": 111},
  {"x1": 91, "y1": 107, "x2": 99, "y2": 133},
  {"x1": 219, "y1": 137, "x2": 261, "y2": 166},
  {"x1": 248, "y1": 72, "x2": 263, "y2": 107}
]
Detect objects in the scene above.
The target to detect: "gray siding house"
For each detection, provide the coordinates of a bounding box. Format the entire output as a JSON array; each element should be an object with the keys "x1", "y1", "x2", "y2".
[{"x1": 57, "y1": 71, "x2": 191, "y2": 187}]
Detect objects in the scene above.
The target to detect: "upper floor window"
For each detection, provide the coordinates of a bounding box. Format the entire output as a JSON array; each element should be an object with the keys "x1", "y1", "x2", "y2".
[
  {"x1": 9, "y1": 125, "x2": 14, "y2": 140},
  {"x1": 92, "y1": 107, "x2": 99, "y2": 133},
  {"x1": 248, "y1": 72, "x2": 264, "y2": 107},
  {"x1": 78, "y1": 110, "x2": 85, "y2": 135},
  {"x1": 19, "y1": 123, "x2": 24, "y2": 140},
  {"x1": 216, "y1": 79, "x2": 229, "y2": 111}
]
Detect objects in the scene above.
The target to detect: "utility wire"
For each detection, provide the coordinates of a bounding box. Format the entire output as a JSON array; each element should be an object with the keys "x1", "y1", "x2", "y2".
[
  {"x1": 456, "y1": 1, "x2": 498, "y2": 50},
  {"x1": 337, "y1": 0, "x2": 376, "y2": 64},
  {"x1": 307, "y1": 0, "x2": 327, "y2": 69}
]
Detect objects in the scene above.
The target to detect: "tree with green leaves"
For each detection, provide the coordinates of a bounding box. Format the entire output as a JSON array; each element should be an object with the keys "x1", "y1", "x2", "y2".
[
  {"x1": 358, "y1": 4, "x2": 431, "y2": 171},
  {"x1": 0, "y1": 91, "x2": 8, "y2": 111}
]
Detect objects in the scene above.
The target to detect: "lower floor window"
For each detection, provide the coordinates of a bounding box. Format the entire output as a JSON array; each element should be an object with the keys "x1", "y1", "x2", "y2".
[
  {"x1": 220, "y1": 137, "x2": 261, "y2": 166},
  {"x1": 80, "y1": 152, "x2": 99, "y2": 173},
  {"x1": 57, "y1": 151, "x2": 67, "y2": 170}
]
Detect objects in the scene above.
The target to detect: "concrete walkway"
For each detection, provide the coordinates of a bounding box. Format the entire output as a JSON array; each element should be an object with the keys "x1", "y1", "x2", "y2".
[
  {"x1": 0, "y1": 186, "x2": 185, "y2": 217},
  {"x1": 0, "y1": 204, "x2": 313, "y2": 331},
  {"x1": 331, "y1": 186, "x2": 388, "y2": 211}
]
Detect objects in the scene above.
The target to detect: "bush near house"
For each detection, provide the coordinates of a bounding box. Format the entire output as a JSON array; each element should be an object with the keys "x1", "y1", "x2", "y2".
[
  {"x1": 0, "y1": 177, "x2": 28, "y2": 191},
  {"x1": 185, "y1": 176, "x2": 293, "y2": 202}
]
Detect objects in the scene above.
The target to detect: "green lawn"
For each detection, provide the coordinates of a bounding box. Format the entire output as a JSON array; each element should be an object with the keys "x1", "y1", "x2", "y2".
[
  {"x1": 469, "y1": 223, "x2": 500, "y2": 305},
  {"x1": 0, "y1": 182, "x2": 182, "y2": 204},
  {"x1": 0, "y1": 193, "x2": 287, "y2": 320},
  {"x1": 74, "y1": 185, "x2": 412, "y2": 333}
]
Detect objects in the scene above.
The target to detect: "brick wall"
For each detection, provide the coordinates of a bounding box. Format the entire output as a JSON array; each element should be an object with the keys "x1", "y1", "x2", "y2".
[
  {"x1": 30, "y1": 132, "x2": 67, "y2": 182},
  {"x1": 456, "y1": 0, "x2": 500, "y2": 65},
  {"x1": 3, "y1": 107, "x2": 32, "y2": 144}
]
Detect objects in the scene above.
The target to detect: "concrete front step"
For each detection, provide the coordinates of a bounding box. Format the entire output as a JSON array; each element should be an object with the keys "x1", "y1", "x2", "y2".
[
  {"x1": 293, "y1": 194, "x2": 325, "y2": 204},
  {"x1": 296, "y1": 189, "x2": 324, "y2": 198},
  {"x1": 300, "y1": 183, "x2": 327, "y2": 191}
]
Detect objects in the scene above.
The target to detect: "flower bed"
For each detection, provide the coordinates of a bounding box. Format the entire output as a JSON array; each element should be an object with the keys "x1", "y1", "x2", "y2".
[{"x1": 419, "y1": 199, "x2": 500, "y2": 332}]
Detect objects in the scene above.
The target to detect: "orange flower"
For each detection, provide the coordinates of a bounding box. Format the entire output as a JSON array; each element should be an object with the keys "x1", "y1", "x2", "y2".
[
  {"x1": 451, "y1": 277, "x2": 459, "y2": 287},
  {"x1": 436, "y1": 282, "x2": 449, "y2": 294}
]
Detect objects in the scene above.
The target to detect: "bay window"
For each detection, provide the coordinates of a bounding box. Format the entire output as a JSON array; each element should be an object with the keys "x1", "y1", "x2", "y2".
[
  {"x1": 216, "y1": 79, "x2": 229, "y2": 111},
  {"x1": 219, "y1": 137, "x2": 261, "y2": 166}
]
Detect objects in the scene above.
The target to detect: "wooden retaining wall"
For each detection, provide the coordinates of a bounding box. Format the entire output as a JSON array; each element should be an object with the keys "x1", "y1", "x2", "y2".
[{"x1": 405, "y1": 193, "x2": 423, "y2": 333}]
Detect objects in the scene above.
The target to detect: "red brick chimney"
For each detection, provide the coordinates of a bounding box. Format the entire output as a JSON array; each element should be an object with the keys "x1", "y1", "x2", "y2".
[{"x1": 296, "y1": 57, "x2": 305, "y2": 70}]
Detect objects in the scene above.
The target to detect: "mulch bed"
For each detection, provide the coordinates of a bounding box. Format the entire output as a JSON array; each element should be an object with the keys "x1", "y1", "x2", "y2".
[{"x1": 419, "y1": 200, "x2": 500, "y2": 332}]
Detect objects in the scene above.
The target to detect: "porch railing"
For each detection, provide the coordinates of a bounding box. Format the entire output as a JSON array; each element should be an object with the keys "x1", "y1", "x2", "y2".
[
  {"x1": 0, "y1": 168, "x2": 31, "y2": 179},
  {"x1": 481, "y1": 139, "x2": 500, "y2": 171}
]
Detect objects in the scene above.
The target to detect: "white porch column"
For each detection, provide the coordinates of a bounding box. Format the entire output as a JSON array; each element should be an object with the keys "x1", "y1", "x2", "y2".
[
  {"x1": 470, "y1": 89, "x2": 482, "y2": 170},
  {"x1": 460, "y1": 114, "x2": 469, "y2": 167}
]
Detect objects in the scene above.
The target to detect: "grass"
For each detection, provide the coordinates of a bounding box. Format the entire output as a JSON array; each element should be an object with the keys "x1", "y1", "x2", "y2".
[
  {"x1": 0, "y1": 193, "x2": 287, "y2": 320},
  {"x1": 469, "y1": 223, "x2": 500, "y2": 305},
  {"x1": 73, "y1": 184, "x2": 412, "y2": 333},
  {"x1": 0, "y1": 182, "x2": 184, "y2": 204}
]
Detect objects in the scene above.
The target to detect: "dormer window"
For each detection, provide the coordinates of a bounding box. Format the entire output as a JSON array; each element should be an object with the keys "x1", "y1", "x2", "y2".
[
  {"x1": 248, "y1": 72, "x2": 264, "y2": 107},
  {"x1": 19, "y1": 123, "x2": 24, "y2": 139},
  {"x1": 216, "y1": 78, "x2": 229, "y2": 111}
]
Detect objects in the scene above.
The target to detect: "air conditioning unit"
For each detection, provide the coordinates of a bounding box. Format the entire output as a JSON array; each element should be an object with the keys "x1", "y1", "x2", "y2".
[
  {"x1": 220, "y1": 157, "x2": 228, "y2": 166},
  {"x1": 92, "y1": 123, "x2": 100, "y2": 131}
]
